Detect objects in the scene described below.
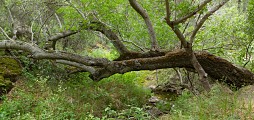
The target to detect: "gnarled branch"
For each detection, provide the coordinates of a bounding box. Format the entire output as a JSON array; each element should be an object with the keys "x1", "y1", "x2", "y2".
[
  {"x1": 165, "y1": 0, "x2": 188, "y2": 48},
  {"x1": 165, "y1": 0, "x2": 171, "y2": 21}
]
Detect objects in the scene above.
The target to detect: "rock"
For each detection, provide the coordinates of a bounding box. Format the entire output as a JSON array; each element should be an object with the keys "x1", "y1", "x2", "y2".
[
  {"x1": 146, "y1": 107, "x2": 163, "y2": 117},
  {"x1": 148, "y1": 96, "x2": 160, "y2": 103},
  {"x1": 0, "y1": 57, "x2": 22, "y2": 77},
  {"x1": 148, "y1": 85, "x2": 156, "y2": 90},
  {"x1": 153, "y1": 83, "x2": 185, "y2": 95},
  {"x1": 0, "y1": 57, "x2": 22, "y2": 97},
  {"x1": 0, "y1": 75, "x2": 13, "y2": 96}
]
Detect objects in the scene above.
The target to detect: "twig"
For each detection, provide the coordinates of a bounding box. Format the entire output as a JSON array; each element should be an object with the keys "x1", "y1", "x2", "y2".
[
  {"x1": 173, "y1": 68, "x2": 183, "y2": 84},
  {"x1": 0, "y1": 27, "x2": 14, "y2": 41},
  {"x1": 30, "y1": 22, "x2": 34, "y2": 44}
]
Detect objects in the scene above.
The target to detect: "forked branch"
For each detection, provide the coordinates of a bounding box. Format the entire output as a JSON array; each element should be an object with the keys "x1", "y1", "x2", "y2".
[
  {"x1": 165, "y1": 0, "x2": 189, "y2": 48},
  {"x1": 172, "y1": 0, "x2": 212, "y2": 24},
  {"x1": 190, "y1": 0, "x2": 229, "y2": 44}
]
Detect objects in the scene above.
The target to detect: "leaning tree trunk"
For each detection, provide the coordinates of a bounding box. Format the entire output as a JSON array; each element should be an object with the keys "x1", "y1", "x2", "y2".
[
  {"x1": 196, "y1": 51, "x2": 254, "y2": 88},
  {"x1": 91, "y1": 49, "x2": 254, "y2": 88}
]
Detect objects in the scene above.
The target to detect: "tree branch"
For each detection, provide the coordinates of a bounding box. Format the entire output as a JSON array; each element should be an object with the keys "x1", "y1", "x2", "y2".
[
  {"x1": 190, "y1": 0, "x2": 229, "y2": 44},
  {"x1": 164, "y1": 1, "x2": 188, "y2": 48},
  {"x1": 165, "y1": 0, "x2": 171, "y2": 22},
  {"x1": 0, "y1": 40, "x2": 109, "y2": 66},
  {"x1": 190, "y1": 50, "x2": 210, "y2": 91},
  {"x1": 165, "y1": 20, "x2": 189, "y2": 48},
  {"x1": 87, "y1": 21, "x2": 130, "y2": 55},
  {"x1": 0, "y1": 40, "x2": 253, "y2": 88},
  {"x1": 91, "y1": 49, "x2": 192, "y2": 80},
  {"x1": 48, "y1": 30, "x2": 78, "y2": 42},
  {"x1": 129, "y1": 0, "x2": 159, "y2": 50},
  {"x1": 56, "y1": 60, "x2": 96, "y2": 74},
  {"x1": 0, "y1": 27, "x2": 14, "y2": 41},
  {"x1": 172, "y1": 0, "x2": 212, "y2": 24}
]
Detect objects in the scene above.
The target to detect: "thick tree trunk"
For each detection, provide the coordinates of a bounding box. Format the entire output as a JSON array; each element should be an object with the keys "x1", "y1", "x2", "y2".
[
  {"x1": 91, "y1": 49, "x2": 254, "y2": 88},
  {"x1": 197, "y1": 51, "x2": 254, "y2": 88}
]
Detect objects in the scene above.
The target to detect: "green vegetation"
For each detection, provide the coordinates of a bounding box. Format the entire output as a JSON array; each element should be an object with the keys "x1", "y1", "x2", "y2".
[
  {"x1": 160, "y1": 84, "x2": 254, "y2": 120},
  {"x1": 1, "y1": 0, "x2": 254, "y2": 119},
  {"x1": 0, "y1": 71, "x2": 151, "y2": 119},
  {"x1": 0, "y1": 57, "x2": 22, "y2": 76}
]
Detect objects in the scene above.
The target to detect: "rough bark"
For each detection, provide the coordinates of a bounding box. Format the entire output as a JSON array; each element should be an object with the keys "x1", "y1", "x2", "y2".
[{"x1": 91, "y1": 49, "x2": 254, "y2": 88}]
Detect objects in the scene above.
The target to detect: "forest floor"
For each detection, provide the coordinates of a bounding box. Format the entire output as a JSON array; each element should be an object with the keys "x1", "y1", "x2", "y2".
[{"x1": 1, "y1": 72, "x2": 254, "y2": 119}]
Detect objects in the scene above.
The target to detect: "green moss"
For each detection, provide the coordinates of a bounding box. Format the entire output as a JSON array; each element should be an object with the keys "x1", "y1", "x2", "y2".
[
  {"x1": 0, "y1": 75, "x2": 13, "y2": 94},
  {"x1": 0, "y1": 57, "x2": 22, "y2": 76},
  {"x1": 0, "y1": 57, "x2": 22, "y2": 96}
]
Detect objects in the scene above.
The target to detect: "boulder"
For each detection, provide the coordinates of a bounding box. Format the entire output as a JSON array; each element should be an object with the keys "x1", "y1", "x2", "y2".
[{"x1": 0, "y1": 57, "x2": 22, "y2": 97}]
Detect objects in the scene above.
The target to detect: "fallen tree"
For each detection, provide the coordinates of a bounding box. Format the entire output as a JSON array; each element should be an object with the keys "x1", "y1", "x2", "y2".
[
  {"x1": 0, "y1": 0, "x2": 253, "y2": 91},
  {"x1": 0, "y1": 40, "x2": 253, "y2": 88}
]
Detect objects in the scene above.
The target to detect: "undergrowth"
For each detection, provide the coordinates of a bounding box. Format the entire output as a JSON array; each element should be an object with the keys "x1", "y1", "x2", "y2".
[
  {"x1": 160, "y1": 84, "x2": 254, "y2": 120},
  {"x1": 0, "y1": 70, "x2": 151, "y2": 119},
  {"x1": 1, "y1": 59, "x2": 254, "y2": 120}
]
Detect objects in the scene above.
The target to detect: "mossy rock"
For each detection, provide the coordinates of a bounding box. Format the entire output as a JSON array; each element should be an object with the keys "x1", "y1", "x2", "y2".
[
  {"x1": 0, "y1": 57, "x2": 22, "y2": 77},
  {"x1": 0, "y1": 75, "x2": 13, "y2": 96},
  {"x1": 0, "y1": 57, "x2": 22, "y2": 97}
]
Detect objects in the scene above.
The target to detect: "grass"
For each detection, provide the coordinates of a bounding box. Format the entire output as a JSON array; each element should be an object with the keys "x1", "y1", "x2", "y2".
[
  {"x1": 1, "y1": 58, "x2": 254, "y2": 120},
  {"x1": 0, "y1": 71, "x2": 151, "y2": 119},
  {"x1": 160, "y1": 84, "x2": 254, "y2": 120}
]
